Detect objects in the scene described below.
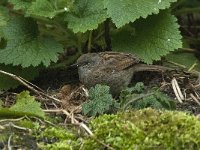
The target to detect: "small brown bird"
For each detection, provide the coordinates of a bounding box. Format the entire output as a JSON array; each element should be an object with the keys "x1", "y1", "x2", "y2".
[{"x1": 77, "y1": 52, "x2": 170, "y2": 95}]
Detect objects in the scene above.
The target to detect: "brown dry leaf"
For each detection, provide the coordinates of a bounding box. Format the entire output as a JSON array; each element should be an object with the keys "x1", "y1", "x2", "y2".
[{"x1": 57, "y1": 84, "x2": 88, "y2": 113}]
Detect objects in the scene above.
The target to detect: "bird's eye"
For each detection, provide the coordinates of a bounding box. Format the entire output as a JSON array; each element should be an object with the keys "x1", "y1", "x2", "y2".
[{"x1": 83, "y1": 61, "x2": 90, "y2": 65}]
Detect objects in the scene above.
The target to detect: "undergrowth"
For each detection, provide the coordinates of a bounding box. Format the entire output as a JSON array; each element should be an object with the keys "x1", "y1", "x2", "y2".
[
  {"x1": 0, "y1": 91, "x2": 44, "y2": 119},
  {"x1": 82, "y1": 84, "x2": 119, "y2": 116},
  {"x1": 1, "y1": 108, "x2": 200, "y2": 149},
  {"x1": 83, "y1": 108, "x2": 200, "y2": 149},
  {"x1": 0, "y1": 0, "x2": 199, "y2": 149},
  {"x1": 120, "y1": 82, "x2": 176, "y2": 110},
  {"x1": 82, "y1": 83, "x2": 176, "y2": 117},
  {"x1": 0, "y1": 0, "x2": 182, "y2": 90}
]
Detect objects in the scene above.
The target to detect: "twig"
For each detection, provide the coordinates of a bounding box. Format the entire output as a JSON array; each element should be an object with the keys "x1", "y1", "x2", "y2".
[
  {"x1": 190, "y1": 93, "x2": 200, "y2": 106},
  {"x1": 79, "y1": 122, "x2": 94, "y2": 136},
  {"x1": 4, "y1": 122, "x2": 31, "y2": 132},
  {"x1": 166, "y1": 60, "x2": 187, "y2": 69},
  {"x1": 7, "y1": 134, "x2": 13, "y2": 150},
  {"x1": 69, "y1": 85, "x2": 88, "y2": 99},
  {"x1": 18, "y1": 76, "x2": 44, "y2": 92},
  {"x1": 0, "y1": 117, "x2": 25, "y2": 123},
  {"x1": 32, "y1": 116, "x2": 56, "y2": 127},
  {"x1": 180, "y1": 48, "x2": 198, "y2": 53},
  {"x1": 92, "y1": 137, "x2": 116, "y2": 150},
  {"x1": 188, "y1": 62, "x2": 197, "y2": 72},
  {"x1": 166, "y1": 60, "x2": 200, "y2": 77},
  {"x1": 0, "y1": 69, "x2": 61, "y2": 103},
  {"x1": 43, "y1": 109, "x2": 94, "y2": 134},
  {"x1": 0, "y1": 125, "x2": 5, "y2": 130},
  {"x1": 194, "y1": 91, "x2": 200, "y2": 99},
  {"x1": 43, "y1": 109, "x2": 115, "y2": 149},
  {"x1": 123, "y1": 93, "x2": 154, "y2": 110},
  {"x1": 171, "y1": 78, "x2": 184, "y2": 103}
]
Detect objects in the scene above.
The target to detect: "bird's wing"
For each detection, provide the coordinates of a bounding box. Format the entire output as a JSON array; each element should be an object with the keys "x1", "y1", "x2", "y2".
[{"x1": 100, "y1": 52, "x2": 140, "y2": 70}]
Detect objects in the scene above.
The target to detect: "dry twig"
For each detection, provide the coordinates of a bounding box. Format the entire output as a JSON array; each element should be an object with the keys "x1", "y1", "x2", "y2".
[
  {"x1": 171, "y1": 78, "x2": 184, "y2": 103},
  {"x1": 43, "y1": 109, "x2": 93, "y2": 135},
  {"x1": 0, "y1": 69, "x2": 61, "y2": 103},
  {"x1": 190, "y1": 93, "x2": 200, "y2": 106}
]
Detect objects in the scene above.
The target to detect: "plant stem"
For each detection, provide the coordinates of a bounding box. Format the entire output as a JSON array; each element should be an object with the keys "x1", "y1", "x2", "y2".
[
  {"x1": 171, "y1": 0, "x2": 187, "y2": 9},
  {"x1": 174, "y1": 7, "x2": 200, "y2": 16},
  {"x1": 87, "y1": 31, "x2": 92, "y2": 52},
  {"x1": 122, "y1": 93, "x2": 154, "y2": 110},
  {"x1": 77, "y1": 33, "x2": 83, "y2": 54},
  {"x1": 104, "y1": 19, "x2": 111, "y2": 50}
]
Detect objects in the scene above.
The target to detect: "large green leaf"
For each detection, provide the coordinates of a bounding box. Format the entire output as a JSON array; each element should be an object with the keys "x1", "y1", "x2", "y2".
[
  {"x1": 10, "y1": 91, "x2": 45, "y2": 118},
  {"x1": 26, "y1": 0, "x2": 57, "y2": 18},
  {"x1": 0, "y1": 6, "x2": 9, "y2": 27},
  {"x1": 9, "y1": 0, "x2": 74, "y2": 18},
  {"x1": 8, "y1": 0, "x2": 31, "y2": 11},
  {"x1": 104, "y1": 0, "x2": 177, "y2": 27},
  {"x1": 65, "y1": 0, "x2": 107, "y2": 33},
  {"x1": 0, "y1": 91, "x2": 45, "y2": 118},
  {"x1": 112, "y1": 10, "x2": 182, "y2": 64},
  {"x1": 26, "y1": 0, "x2": 67, "y2": 18},
  {"x1": 0, "y1": 64, "x2": 39, "y2": 90},
  {"x1": 0, "y1": 16, "x2": 63, "y2": 67}
]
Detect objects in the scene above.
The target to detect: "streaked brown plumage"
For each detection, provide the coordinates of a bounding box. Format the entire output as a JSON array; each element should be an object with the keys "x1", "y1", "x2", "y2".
[{"x1": 77, "y1": 52, "x2": 170, "y2": 95}]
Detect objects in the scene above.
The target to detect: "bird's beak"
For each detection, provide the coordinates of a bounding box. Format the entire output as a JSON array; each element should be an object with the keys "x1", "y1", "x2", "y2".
[
  {"x1": 70, "y1": 63, "x2": 79, "y2": 67},
  {"x1": 70, "y1": 61, "x2": 88, "y2": 68}
]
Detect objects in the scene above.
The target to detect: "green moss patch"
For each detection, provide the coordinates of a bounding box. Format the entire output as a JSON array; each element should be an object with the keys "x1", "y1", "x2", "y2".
[{"x1": 83, "y1": 108, "x2": 200, "y2": 149}]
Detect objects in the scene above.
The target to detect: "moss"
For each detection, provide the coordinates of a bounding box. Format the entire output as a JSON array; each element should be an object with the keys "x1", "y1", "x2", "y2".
[
  {"x1": 17, "y1": 119, "x2": 40, "y2": 130},
  {"x1": 1, "y1": 118, "x2": 80, "y2": 149},
  {"x1": 83, "y1": 108, "x2": 200, "y2": 149},
  {"x1": 38, "y1": 127, "x2": 76, "y2": 139},
  {"x1": 2, "y1": 109, "x2": 200, "y2": 149},
  {"x1": 37, "y1": 127, "x2": 80, "y2": 150}
]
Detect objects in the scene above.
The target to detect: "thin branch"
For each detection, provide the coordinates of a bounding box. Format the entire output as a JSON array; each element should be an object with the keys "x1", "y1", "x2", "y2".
[
  {"x1": 44, "y1": 109, "x2": 116, "y2": 150},
  {"x1": 0, "y1": 70, "x2": 61, "y2": 103},
  {"x1": 104, "y1": 18, "x2": 111, "y2": 51},
  {"x1": 43, "y1": 109, "x2": 93, "y2": 135},
  {"x1": 4, "y1": 122, "x2": 31, "y2": 132},
  {"x1": 0, "y1": 117, "x2": 25, "y2": 123},
  {"x1": 123, "y1": 93, "x2": 154, "y2": 110},
  {"x1": 7, "y1": 134, "x2": 13, "y2": 150},
  {"x1": 18, "y1": 76, "x2": 44, "y2": 92},
  {"x1": 190, "y1": 93, "x2": 200, "y2": 106}
]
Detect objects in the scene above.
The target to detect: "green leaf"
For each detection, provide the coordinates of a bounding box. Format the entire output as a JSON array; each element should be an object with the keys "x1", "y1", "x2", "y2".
[
  {"x1": 0, "y1": 91, "x2": 45, "y2": 118},
  {"x1": 0, "y1": 16, "x2": 63, "y2": 67},
  {"x1": 8, "y1": 0, "x2": 31, "y2": 11},
  {"x1": 10, "y1": 91, "x2": 45, "y2": 118},
  {"x1": 0, "y1": 6, "x2": 9, "y2": 27},
  {"x1": 0, "y1": 64, "x2": 39, "y2": 90},
  {"x1": 133, "y1": 92, "x2": 176, "y2": 110},
  {"x1": 82, "y1": 84, "x2": 117, "y2": 116},
  {"x1": 104, "y1": 0, "x2": 177, "y2": 27},
  {"x1": 51, "y1": 0, "x2": 74, "y2": 10},
  {"x1": 119, "y1": 83, "x2": 175, "y2": 110},
  {"x1": 26, "y1": 0, "x2": 60, "y2": 18},
  {"x1": 112, "y1": 10, "x2": 182, "y2": 64},
  {"x1": 65, "y1": 0, "x2": 107, "y2": 33},
  {"x1": 9, "y1": 0, "x2": 74, "y2": 18}
]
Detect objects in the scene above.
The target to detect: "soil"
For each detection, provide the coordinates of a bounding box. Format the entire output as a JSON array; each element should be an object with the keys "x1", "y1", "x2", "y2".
[
  {"x1": 135, "y1": 70, "x2": 200, "y2": 115},
  {"x1": 1, "y1": 61, "x2": 200, "y2": 149},
  {"x1": 1, "y1": 65, "x2": 200, "y2": 115}
]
